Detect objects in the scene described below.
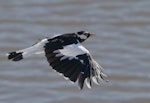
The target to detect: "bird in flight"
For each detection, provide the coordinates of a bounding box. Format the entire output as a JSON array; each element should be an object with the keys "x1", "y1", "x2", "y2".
[{"x1": 6, "y1": 31, "x2": 107, "y2": 90}]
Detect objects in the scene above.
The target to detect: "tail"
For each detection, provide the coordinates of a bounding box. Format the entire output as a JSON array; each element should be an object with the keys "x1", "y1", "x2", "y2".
[
  {"x1": 6, "y1": 38, "x2": 48, "y2": 61},
  {"x1": 7, "y1": 52, "x2": 23, "y2": 61}
]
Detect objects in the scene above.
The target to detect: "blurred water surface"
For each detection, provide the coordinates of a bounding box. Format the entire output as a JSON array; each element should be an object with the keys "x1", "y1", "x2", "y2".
[{"x1": 0, "y1": 0, "x2": 150, "y2": 103}]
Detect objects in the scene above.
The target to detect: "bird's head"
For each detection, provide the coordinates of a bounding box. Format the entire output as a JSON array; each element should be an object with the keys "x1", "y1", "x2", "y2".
[{"x1": 76, "y1": 31, "x2": 96, "y2": 42}]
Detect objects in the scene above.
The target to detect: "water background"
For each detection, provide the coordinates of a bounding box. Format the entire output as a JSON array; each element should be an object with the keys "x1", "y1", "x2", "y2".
[{"x1": 0, "y1": 0, "x2": 150, "y2": 103}]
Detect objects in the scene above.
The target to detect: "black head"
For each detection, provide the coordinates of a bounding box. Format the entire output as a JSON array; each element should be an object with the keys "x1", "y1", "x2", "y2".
[{"x1": 76, "y1": 31, "x2": 96, "y2": 42}]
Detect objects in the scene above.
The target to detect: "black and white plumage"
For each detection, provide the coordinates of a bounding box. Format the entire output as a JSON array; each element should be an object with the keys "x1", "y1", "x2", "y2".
[{"x1": 7, "y1": 31, "x2": 107, "y2": 90}]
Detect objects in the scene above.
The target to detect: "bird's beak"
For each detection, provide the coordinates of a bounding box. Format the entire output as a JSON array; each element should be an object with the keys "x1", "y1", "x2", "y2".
[{"x1": 90, "y1": 33, "x2": 96, "y2": 36}]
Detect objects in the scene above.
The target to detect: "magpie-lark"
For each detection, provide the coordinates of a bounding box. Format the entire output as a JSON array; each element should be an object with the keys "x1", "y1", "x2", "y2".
[{"x1": 7, "y1": 31, "x2": 107, "y2": 90}]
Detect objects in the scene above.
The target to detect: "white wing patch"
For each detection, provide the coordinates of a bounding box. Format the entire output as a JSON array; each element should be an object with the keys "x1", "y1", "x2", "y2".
[{"x1": 54, "y1": 44, "x2": 89, "y2": 58}]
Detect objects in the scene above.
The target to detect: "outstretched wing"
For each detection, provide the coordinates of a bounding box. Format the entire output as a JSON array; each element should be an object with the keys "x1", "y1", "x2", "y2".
[{"x1": 44, "y1": 43, "x2": 107, "y2": 89}]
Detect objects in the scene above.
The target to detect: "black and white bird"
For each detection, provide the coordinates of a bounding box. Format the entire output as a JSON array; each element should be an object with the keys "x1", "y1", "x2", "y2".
[{"x1": 7, "y1": 31, "x2": 107, "y2": 90}]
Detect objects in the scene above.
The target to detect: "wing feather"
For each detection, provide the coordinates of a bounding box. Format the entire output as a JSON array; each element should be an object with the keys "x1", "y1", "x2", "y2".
[{"x1": 44, "y1": 43, "x2": 107, "y2": 89}]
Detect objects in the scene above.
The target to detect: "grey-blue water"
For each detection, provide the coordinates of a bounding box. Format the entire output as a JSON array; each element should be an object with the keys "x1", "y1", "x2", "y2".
[{"x1": 0, "y1": 0, "x2": 150, "y2": 103}]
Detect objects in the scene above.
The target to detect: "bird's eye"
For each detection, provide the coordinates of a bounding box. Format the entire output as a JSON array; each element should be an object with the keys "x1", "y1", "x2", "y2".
[
  {"x1": 84, "y1": 33, "x2": 88, "y2": 35},
  {"x1": 84, "y1": 33, "x2": 90, "y2": 37}
]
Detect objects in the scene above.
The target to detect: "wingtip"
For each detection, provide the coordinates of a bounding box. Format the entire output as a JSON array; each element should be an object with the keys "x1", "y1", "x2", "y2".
[{"x1": 100, "y1": 72, "x2": 109, "y2": 82}]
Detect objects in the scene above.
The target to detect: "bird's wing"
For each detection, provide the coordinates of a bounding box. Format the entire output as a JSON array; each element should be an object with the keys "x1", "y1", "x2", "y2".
[{"x1": 44, "y1": 43, "x2": 107, "y2": 89}]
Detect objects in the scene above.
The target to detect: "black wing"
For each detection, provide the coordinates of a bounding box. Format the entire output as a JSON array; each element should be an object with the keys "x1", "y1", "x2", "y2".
[{"x1": 44, "y1": 42, "x2": 107, "y2": 90}]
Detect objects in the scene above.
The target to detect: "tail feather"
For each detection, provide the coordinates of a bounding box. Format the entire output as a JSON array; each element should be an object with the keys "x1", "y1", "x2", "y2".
[{"x1": 7, "y1": 52, "x2": 23, "y2": 61}]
